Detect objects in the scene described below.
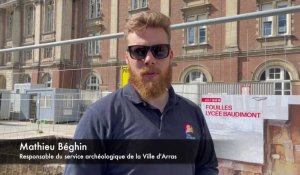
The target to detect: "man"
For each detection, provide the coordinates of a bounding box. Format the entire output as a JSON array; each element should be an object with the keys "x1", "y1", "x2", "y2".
[{"x1": 64, "y1": 11, "x2": 218, "y2": 175}]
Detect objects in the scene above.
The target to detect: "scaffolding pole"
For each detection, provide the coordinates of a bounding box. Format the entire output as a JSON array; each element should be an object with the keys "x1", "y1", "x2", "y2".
[{"x1": 1, "y1": 5, "x2": 300, "y2": 53}]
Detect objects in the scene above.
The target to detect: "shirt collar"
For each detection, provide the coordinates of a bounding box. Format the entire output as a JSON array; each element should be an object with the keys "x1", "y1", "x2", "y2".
[{"x1": 123, "y1": 83, "x2": 178, "y2": 106}]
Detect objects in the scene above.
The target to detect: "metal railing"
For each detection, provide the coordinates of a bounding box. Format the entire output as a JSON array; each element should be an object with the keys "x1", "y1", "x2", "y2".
[
  {"x1": 1, "y1": 5, "x2": 300, "y2": 53},
  {"x1": 0, "y1": 0, "x2": 15, "y2": 5}
]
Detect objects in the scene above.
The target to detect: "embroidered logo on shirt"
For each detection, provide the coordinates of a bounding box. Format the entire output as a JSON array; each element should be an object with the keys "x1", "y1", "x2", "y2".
[{"x1": 185, "y1": 124, "x2": 196, "y2": 140}]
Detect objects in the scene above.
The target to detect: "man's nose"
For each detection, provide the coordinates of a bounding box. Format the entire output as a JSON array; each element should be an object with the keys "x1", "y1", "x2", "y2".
[{"x1": 144, "y1": 51, "x2": 156, "y2": 65}]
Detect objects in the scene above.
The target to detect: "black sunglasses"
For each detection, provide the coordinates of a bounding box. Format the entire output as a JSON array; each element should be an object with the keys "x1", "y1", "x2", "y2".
[{"x1": 127, "y1": 44, "x2": 170, "y2": 60}]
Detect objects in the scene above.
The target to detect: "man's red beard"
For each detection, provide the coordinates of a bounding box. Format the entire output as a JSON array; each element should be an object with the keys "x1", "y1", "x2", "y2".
[{"x1": 129, "y1": 65, "x2": 172, "y2": 100}]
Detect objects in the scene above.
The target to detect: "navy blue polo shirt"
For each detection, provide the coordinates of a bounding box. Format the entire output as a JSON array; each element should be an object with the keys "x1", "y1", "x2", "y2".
[{"x1": 64, "y1": 84, "x2": 218, "y2": 175}]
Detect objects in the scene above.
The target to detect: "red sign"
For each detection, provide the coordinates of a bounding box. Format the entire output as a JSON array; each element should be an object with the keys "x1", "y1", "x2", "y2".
[{"x1": 201, "y1": 98, "x2": 221, "y2": 102}]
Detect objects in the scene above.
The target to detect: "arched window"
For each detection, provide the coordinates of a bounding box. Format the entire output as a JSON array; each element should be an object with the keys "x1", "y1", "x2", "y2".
[
  {"x1": 260, "y1": 67, "x2": 291, "y2": 95},
  {"x1": 41, "y1": 73, "x2": 52, "y2": 87},
  {"x1": 21, "y1": 74, "x2": 31, "y2": 83},
  {"x1": 86, "y1": 75, "x2": 100, "y2": 91},
  {"x1": 185, "y1": 70, "x2": 207, "y2": 83}
]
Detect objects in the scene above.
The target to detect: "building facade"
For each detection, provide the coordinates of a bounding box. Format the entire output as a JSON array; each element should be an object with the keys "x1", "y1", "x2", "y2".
[
  {"x1": 1, "y1": 0, "x2": 300, "y2": 174},
  {"x1": 0, "y1": 0, "x2": 300, "y2": 94}
]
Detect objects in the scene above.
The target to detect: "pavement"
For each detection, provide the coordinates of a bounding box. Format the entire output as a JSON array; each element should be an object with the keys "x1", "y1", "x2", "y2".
[{"x1": 0, "y1": 120, "x2": 77, "y2": 139}]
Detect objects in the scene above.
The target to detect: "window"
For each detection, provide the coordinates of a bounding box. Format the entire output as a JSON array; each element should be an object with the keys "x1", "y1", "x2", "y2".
[
  {"x1": 86, "y1": 75, "x2": 99, "y2": 91},
  {"x1": 185, "y1": 71, "x2": 207, "y2": 83},
  {"x1": 277, "y1": 2, "x2": 288, "y2": 35},
  {"x1": 45, "y1": 0, "x2": 54, "y2": 32},
  {"x1": 42, "y1": 73, "x2": 52, "y2": 87},
  {"x1": 261, "y1": 2, "x2": 288, "y2": 37},
  {"x1": 186, "y1": 15, "x2": 207, "y2": 45},
  {"x1": 263, "y1": 21, "x2": 272, "y2": 36},
  {"x1": 88, "y1": 33, "x2": 100, "y2": 56},
  {"x1": 261, "y1": 4, "x2": 273, "y2": 36},
  {"x1": 44, "y1": 47, "x2": 53, "y2": 58},
  {"x1": 88, "y1": 0, "x2": 101, "y2": 19},
  {"x1": 25, "y1": 5, "x2": 34, "y2": 36},
  {"x1": 21, "y1": 74, "x2": 31, "y2": 83},
  {"x1": 187, "y1": 17, "x2": 195, "y2": 45},
  {"x1": 0, "y1": 76, "x2": 6, "y2": 89},
  {"x1": 6, "y1": 52, "x2": 11, "y2": 63},
  {"x1": 199, "y1": 27, "x2": 206, "y2": 43},
  {"x1": 0, "y1": 56, "x2": 3, "y2": 66},
  {"x1": 23, "y1": 49, "x2": 33, "y2": 62},
  {"x1": 260, "y1": 67, "x2": 291, "y2": 95},
  {"x1": 6, "y1": 11, "x2": 13, "y2": 39},
  {"x1": 131, "y1": 0, "x2": 147, "y2": 10},
  {"x1": 40, "y1": 95, "x2": 52, "y2": 108},
  {"x1": 64, "y1": 94, "x2": 73, "y2": 108}
]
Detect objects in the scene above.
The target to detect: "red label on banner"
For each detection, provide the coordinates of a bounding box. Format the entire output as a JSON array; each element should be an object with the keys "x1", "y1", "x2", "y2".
[{"x1": 201, "y1": 98, "x2": 221, "y2": 102}]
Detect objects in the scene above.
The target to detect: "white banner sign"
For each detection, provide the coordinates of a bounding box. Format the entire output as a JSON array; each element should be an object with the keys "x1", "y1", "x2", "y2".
[{"x1": 201, "y1": 95, "x2": 289, "y2": 164}]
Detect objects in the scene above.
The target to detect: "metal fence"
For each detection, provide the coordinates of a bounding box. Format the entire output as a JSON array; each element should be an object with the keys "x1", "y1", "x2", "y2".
[
  {"x1": 0, "y1": 4, "x2": 296, "y2": 139},
  {"x1": 0, "y1": 90, "x2": 104, "y2": 139}
]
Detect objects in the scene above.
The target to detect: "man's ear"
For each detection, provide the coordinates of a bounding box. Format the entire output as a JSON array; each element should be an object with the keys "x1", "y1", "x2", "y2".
[
  {"x1": 169, "y1": 49, "x2": 174, "y2": 63},
  {"x1": 125, "y1": 51, "x2": 129, "y2": 65}
]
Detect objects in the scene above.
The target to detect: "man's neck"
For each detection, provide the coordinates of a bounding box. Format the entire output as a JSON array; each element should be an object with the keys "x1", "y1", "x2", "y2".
[{"x1": 145, "y1": 91, "x2": 169, "y2": 113}]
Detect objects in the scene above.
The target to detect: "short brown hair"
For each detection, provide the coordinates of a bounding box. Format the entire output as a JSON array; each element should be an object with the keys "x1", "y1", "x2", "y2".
[{"x1": 125, "y1": 11, "x2": 171, "y2": 42}]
